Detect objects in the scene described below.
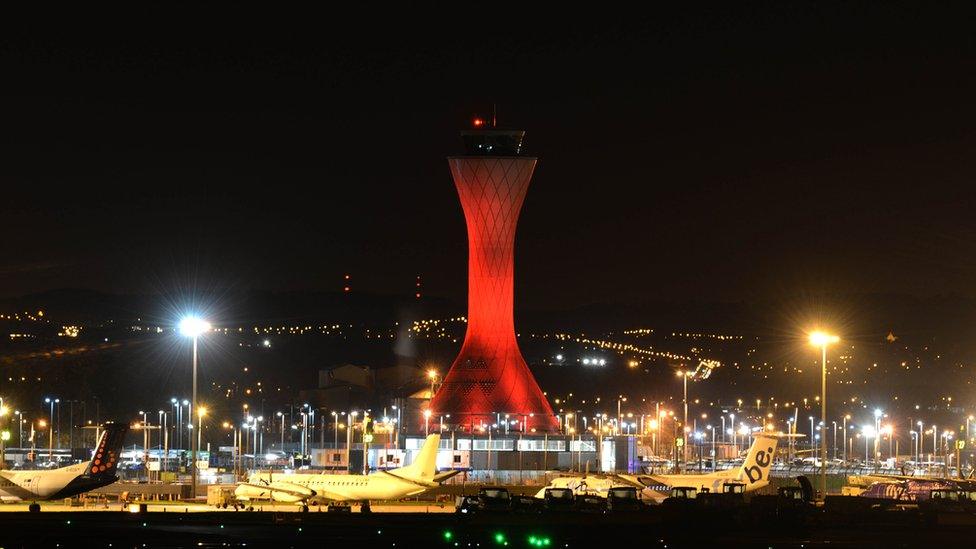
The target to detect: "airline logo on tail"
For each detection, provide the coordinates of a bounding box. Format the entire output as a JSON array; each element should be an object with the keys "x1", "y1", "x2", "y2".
[
  {"x1": 737, "y1": 433, "x2": 780, "y2": 487},
  {"x1": 87, "y1": 423, "x2": 128, "y2": 478}
]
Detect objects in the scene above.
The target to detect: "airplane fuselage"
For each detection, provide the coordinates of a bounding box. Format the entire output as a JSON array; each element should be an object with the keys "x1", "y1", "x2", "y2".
[
  {"x1": 0, "y1": 463, "x2": 118, "y2": 502},
  {"x1": 236, "y1": 470, "x2": 430, "y2": 504}
]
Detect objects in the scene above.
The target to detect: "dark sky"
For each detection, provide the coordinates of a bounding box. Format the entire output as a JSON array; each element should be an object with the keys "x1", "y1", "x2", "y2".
[{"x1": 3, "y1": 6, "x2": 976, "y2": 310}]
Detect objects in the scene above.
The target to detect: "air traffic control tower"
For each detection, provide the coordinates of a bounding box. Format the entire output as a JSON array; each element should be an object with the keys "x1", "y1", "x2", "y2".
[{"x1": 429, "y1": 123, "x2": 559, "y2": 432}]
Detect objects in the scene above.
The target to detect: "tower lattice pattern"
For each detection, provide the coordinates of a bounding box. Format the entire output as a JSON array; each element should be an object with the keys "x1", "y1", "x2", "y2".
[{"x1": 429, "y1": 156, "x2": 559, "y2": 431}]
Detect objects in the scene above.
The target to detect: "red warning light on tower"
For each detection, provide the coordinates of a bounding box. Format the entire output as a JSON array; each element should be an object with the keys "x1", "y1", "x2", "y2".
[
  {"x1": 472, "y1": 117, "x2": 484, "y2": 128},
  {"x1": 415, "y1": 275, "x2": 422, "y2": 299},
  {"x1": 343, "y1": 274, "x2": 351, "y2": 293}
]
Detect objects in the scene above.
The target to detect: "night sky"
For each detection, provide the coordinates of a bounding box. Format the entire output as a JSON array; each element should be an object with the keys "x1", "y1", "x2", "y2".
[{"x1": 3, "y1": 7, "x2": 976, "y2": 310}]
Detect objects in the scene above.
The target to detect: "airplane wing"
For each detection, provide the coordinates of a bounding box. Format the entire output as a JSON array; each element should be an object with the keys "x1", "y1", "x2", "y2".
[
  {"x1": 432, "y1": 470, "x2": 461, "y2": 483},
  {"x1": 235, "y1": 482, "x2": 358, "y2": 502},
  {"x1": 380, "y1": 470, "x2": 436, "y2": 488},
  {"x1": 608, "y1": 474, "x2": 654, "y2": 488},
  {"x1": 237, "y1": 482, "x2": 312, "y2": 499}
]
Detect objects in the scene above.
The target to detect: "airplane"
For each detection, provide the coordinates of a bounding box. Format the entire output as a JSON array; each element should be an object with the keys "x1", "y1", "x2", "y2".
[
  {"x1": 0, "y1": 423, "x2": 128, "y2": 512},
  {"x1": 234, "y1": 433, "x2": 458, "y2": 511},
  {"x1": 534, "y1": 432, "x2": 796, "y2": 503},
  {"x1": 628, "y1": 431, "x2": 795, "y2": 501}
]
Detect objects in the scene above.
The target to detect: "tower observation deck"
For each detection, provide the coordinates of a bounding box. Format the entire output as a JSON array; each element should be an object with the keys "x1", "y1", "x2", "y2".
[{"x1": 428, "y1": 126, "x2": 559, "y2": 432}]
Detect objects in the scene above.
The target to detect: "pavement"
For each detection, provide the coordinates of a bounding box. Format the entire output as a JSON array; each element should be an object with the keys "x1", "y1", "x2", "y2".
[{"x1": 0, "y1": 500, "x2": 454, "y2": 513}]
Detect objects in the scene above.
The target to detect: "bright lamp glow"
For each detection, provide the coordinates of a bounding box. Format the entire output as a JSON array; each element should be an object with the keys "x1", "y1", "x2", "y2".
[
  {"x1": 179, "y1": 316, "x2": 211, "y2": 337},
  {"x1": 808, "y1": 331, "x2": 839, "y2": 346}
]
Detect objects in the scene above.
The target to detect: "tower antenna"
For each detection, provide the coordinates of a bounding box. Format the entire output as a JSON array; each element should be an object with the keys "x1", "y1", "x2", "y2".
[{"x1": 492, "y1": 103, "x2": 497, "y2": 128}]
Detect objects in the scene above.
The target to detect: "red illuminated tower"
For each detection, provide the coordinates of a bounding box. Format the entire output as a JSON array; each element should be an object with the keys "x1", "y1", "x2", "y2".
[{"x1": 429, "y1": 126, "x2": 559, "y2": 432}]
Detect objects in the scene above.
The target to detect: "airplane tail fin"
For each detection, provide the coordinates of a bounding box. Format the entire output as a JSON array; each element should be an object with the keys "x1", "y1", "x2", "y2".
[
  {"x1": 735, "y1": 432, "x2": 783, "y2": 488},
  {"x1": 396, "y1": 434, "x2": 441, "y2": 483},
  {"x1": 86, "y1": 423, "x2": 128, "y2": 479}
]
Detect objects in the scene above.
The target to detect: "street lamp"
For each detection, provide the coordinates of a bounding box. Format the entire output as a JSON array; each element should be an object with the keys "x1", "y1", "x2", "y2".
[
  {"x1": 44, "y1": 397, "x2": 59, "y2": 461},
  {"x1": 423, "y1": 409, "x2": 432, "y2": 436},
  {"x1": 427, "y1": 369, "x2": 439, "y2": 397},
  {"x1": 809, "y1": 330, "x2": 839, "y2": 499},
  {"x1": 179, "y1": 315, "x2": 210, "y2": 500},
  {"x1": 862, "y1": 424, "x2": 876, "y2": 464}
]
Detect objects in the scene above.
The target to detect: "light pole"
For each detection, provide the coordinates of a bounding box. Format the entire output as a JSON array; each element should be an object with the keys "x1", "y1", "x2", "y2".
[
  {"x1": 842, "y1": 415, "x2": 850, "y2": 462},
  {"x1": 277, "y1": 411, "x2": 285, "y2": 449},
  {"x1": 676, "y1": 371, "x2": 689, "y2": 470},
  {"x1": 617, "y1": 396, "x2": 627, "y2": 436},
  {"x1": 709, "y1": 425, "x2": 715, "y2": 472},
  {"x1": 14, "y1": 411, "x2": 22, "y2": 450},
  {"x1": 159, "y1": 410, "x2": 168, "y2": 472},
  {"x1": 809, "y1": 330, "x2": 839, "y2": 499},
  {"x1": 832, "y1": 421, "x2": 837, "y2": 460},
  {"x1": 729, "y1": 413, "x2": 736, "y2": 453},
  {"x1": 140, "y1": 411, "x2": 149, "y2": 477},
  {"x1": 183, "y1": 399, "x2": 190, "y2": 455},
  {"x1": 0, "y1": 403, "x2": 9, "y2": 469},
  {"x1": 171, "y1": 398, "x2": 179, "y2": 451},
  {"x1": 809, "y1": 416, "x2": 815, "y2": 451},
  {"x1": 332, "y1": 411, "x2": 340, "y2": 450},
  {"x1": 179, "y1": 315, "x2": 210, "y2": 500},
  {"x1": 424, "y1": 409, "x2": 432, "y2": 436},
  {"x1": 45, "y1": 397, "x2": 59, "y2": 460},
  {"x1": 197, "y1": 407, "x2": 207, "y2": 462},
  {"x1": 863, "y1": 425, "x2": 876, "y2": 465}
]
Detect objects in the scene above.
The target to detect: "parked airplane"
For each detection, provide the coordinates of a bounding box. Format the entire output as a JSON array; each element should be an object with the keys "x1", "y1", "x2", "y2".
[
  {"x1": 850, "y1": 473, "x2": 976, "y2": 501},
  {"x1": 234, "y1": 433, "x2": 457, "y2": 510},
  {"x1": 0, "y1": 423, "x2": 128, "y2": 511},
  {"x1": 630, "y1": 431, "x2": 794, "y2": 501},
  {"x1": 534, "y1": 432, "x2": 796, "y2": 503}
]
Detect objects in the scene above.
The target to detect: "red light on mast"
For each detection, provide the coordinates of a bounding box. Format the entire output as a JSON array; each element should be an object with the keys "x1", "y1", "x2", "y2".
[{"x1": 472, "y1": 117, "x2": 484, "y2": 128}]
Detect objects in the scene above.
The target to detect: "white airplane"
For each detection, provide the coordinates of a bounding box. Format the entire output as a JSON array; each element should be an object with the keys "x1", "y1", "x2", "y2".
[
  {"x1": 234, "y1": 434, "x2": 457, "y2": 510},
  {"x1": 535, "y1": 432, "x2": 796, "y2": 503},
  {"x1": 0, "y1": 423, "x2": 128, "y2": 511},
  {"x1": 629, "y1": 431, "x2": 795, "y2": 501}
]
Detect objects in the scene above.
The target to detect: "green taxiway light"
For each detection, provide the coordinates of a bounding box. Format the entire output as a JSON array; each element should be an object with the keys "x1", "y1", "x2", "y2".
[
  {"x1": 443, "y1": 530, "x2": 453, "y2": 540},
  {"x1": 494, "y1": 532, "x2": 506, "y2": 544}
]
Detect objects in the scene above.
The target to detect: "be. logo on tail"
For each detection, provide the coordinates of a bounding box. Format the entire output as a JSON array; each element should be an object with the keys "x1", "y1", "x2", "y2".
[{"x1": 744, "y1": 446, "x2": 773, "y2": 484}]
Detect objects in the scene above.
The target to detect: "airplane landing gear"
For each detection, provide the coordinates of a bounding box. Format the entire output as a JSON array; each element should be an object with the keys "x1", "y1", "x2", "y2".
[
  {"x1": 301, "y1": 505, "x2": 309, "y2": 513},
  {"x1": 361, "y1": 501, "x2": 371, "y2": 513},
  {"x1": 28, "y1": 503, "x2": 40, "y2": 513}
]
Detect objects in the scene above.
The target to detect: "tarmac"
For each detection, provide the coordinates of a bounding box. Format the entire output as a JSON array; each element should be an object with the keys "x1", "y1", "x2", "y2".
[
  {"x1": 0, "y1": 497, "x2": 975, "y2": 547},
  {"x1": 0, "y1": 500, "x2": 454, "y2": 513}
]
